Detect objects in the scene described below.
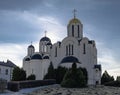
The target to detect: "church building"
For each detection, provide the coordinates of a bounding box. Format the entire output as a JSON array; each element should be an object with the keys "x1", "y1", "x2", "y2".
[{"x1": 23, "y1": 12, "x2": 101, "y2": 85}]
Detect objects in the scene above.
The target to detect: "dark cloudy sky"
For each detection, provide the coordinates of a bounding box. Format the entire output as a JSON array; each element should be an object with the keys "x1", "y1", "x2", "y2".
[{"x1": 0, "y1": 0, "x2": 120, "y2": 77}]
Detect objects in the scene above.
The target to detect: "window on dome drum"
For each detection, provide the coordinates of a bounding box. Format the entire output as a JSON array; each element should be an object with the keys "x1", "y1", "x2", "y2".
[
  {"x1": 83, "y1": 43, "x2": 86, "y2": 54},
  {"x1": 78, "y1": 25, "x2": 80, "y2": 37},
  {"x1": 5, "y1": 69, "x2": 8, "y2": 75},
  {"x1": 0, "y1": 68, "x2": 1, "y2": 74},
  {"x1": 44, "y1": 45, "x2": 47, "y2": 52},
  {"x1": 66, "y1": 46, "x2": 68, "y2": 56},
  {"x1": 68, "y1": 44, "x2": 70, "y2": 55},
  {"x1": 72, "y1": 45, "x2": 74, "y2": 55},
  {"x1": 55, "y1": 47, "x2": 57, "y2": 57},
  {"x1": 72, "y1": 25, "x2": 74, "y2": 36},
  {"x1": 41, "y1": 45, "x2": 44, "y2": 52}
]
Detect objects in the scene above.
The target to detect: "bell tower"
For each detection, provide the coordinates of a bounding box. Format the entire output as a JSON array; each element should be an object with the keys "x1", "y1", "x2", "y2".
[
  {"x1": 27, "y1": 42, "x2": 35, "y2": 56},
  {"x1": 39, "y1": 31, "x2": 52, "y2": 54},
  {"x1": 67, "y1": 9, "x2": 83, "y2": 40}
]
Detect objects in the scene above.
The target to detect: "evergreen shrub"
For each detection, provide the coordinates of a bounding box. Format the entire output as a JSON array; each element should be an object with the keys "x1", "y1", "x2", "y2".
[
  {"x1": 27, "y1": 74, "x2": 36, "y2": 80},
  {"x1": 61, "y1": 63, "x2": 87, "y2": 88}
]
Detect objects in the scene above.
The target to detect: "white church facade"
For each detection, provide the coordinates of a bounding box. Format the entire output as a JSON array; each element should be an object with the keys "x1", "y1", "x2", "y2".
[{"x1": 23, "y1": 14, "x2": 101, "y2": 85}]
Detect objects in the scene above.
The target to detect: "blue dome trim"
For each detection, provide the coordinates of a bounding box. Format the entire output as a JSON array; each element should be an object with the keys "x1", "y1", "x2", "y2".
[
  {"x1": 28, "y1": 45, "x2": 34, "y2": 48},
  {"x1": 40, "y1": 37, "x2": 51, "y2": 42},
  {"x1": 47, "y1": 42, "x2": 52, "y2": 45},
  {"x1": 31, "y1": 54, "x2": 42, "y2": 60},
  {"x1": 60, "y1": 56, "x2": 80, "y2": 64},
  {"x1": 43, "y1": 56, "x2": 49, "y2": 59},
  {"x1": 25, "y1": 57, "x2": 31, "y2": 61}
]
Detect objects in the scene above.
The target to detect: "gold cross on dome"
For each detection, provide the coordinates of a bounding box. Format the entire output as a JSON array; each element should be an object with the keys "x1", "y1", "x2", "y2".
[{"x1": 73, "y1": 9, "x2": 77, "y2": 18}]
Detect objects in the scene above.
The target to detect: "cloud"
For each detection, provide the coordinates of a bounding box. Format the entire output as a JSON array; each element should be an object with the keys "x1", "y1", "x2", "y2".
[
  {"x1": 0, "y1": 43, "x2": 27, "y2": 67},
  {"x1": 83, "y1": 23, "x2": 120, "y2": 78},
  {"x1": 97, "y1": 42, "x2": 120, "y2": 78},
  {"x1": 37, "y1": 16, "x2": 66, "y2": 43},
  {"x1": 0, "y1": 41, "x2": 40, "y2": 67},
  {"x1": 0, "y1": 10, "x2": 66, "y2": 44},
  {"x1": 0, "y1": 10, "x2": 42, "y2": 43},
  {"x1": 0, "y1": 11, "x2": 66, "y2": 67},
  {"x1": 0, "y1": 0, "x2": 44, "y2": 10}
]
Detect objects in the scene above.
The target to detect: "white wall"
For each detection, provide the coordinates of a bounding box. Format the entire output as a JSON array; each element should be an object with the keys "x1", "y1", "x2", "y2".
[{"x1": 0, "y1": 65, "x2": 13, "y2": 81}]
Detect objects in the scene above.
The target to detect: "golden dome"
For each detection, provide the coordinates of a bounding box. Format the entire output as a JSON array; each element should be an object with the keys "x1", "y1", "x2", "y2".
[{"x1": 68, "y1": 18, "x2": 81, "y2": 25}]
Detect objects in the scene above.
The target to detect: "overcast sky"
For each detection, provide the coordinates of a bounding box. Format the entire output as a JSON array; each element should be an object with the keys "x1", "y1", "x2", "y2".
[{"x1": 0, "y1": 0, "x2": 120, "y2": 78}]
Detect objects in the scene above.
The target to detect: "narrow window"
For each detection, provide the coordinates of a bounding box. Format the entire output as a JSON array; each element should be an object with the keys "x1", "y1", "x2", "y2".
[
  {"x1": 0, "y1": 68, "x2": 1, "y2": 74},
  {"x1": 41, "y1": 44, "x2": 44, "y2": 52},
  {"x1": 72, "y1": 25, "x2": 74, "y2": 36},
  {"x1": 78, "y1": 25, "x2": 80, "y2": 37},
  {"x1": 72, "y1": 45, "x2": 74, "y2": 55},
  {"x1": 69, "y1": 44, "x2": 70, "y2": 55},
  {"x1": 55, "y1": 47, "x2": 57, "y2": 57},
  {"x1": 5, "y1": 69, "x2": 8, "y2": 75},
  {"x1": 44, "y1": 45, "x2": 47, "y2": 52},
  {"x1": 83, "y1": 43, "x2": 86, "y2": 54},
  {"x1": 66, "y1": 46, "x2": 68, "y2": 56}
]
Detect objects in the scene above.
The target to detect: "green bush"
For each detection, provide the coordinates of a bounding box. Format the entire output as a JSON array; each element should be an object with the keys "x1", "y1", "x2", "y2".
[
  {"x1": 44, "y1": 63, "x2": 68, "y2": 84},
  {"x1": 12, "y1": 67, "x2": 26, "y2": 81},
  {"x1": 61, "y1": 78, "x2": 77, "y2": 88},
  {"x1": 76, "y1": 68, "x2": 86, "y2": 87},
  {"x1": 61, "y1": 63, "x2": 87, "y2": 88},
  {"x1": 44, "y1": 62, "x2": 88, "y2": 87},
  {"x1": 116, "y1": 76, "x2": 120, "y2": 82},
  {"x1": 55, "y1": 66, "x2": 68, "y2": 84},
  {"x1": 27, "y1": 74, "x2": 36, "y2": 80},
  {"x1": 104, "y1": 81, "x2": 120, "y2": 87},
  {"x1": 78, "y1": 67, "x2": 88, "y2": 84},
  {"x1": 7, "y1": 79, "x2": 56, "y2": 92},
  {"x1": 44, "y1": 62, "x2": 55, "y2": 79},
  {"x1": 101, "y1": 70, "x2": 114, "y2": 84}
]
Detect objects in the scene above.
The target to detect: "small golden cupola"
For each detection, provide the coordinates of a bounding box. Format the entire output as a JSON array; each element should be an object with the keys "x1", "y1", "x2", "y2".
[
  {"x1": 68, "y1": 17, "x2": 81, "y2": 26},
  {"x1": 67, "y1": 9, "x2": 83, "y2": 40}
]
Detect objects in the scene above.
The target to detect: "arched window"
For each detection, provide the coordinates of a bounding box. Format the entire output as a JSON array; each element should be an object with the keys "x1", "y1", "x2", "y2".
[
  {"x1": 55, "y1": 47, "x2": 57, "y2": 57},
  {"x1": 0, "y1": 68, "x2": 1, "y2": 74},
  {"x1": 69, "y1": 44, "x2": 71, "y2": 55},
  {"x1": 72, "y1": 25, "x2": 74, "y2": 36},
  {"x1": 67, "y1": 44, "x2": 74, "y2": 56},
  {"x1": 72, "y1": 45, "x2": 74, "y2": 55},
  {"x1": 41, "y1": 43, "x2": 44, "y2": 52},
  {"x1": 78, "y1": 25, "x2": 80, "y2": 37},
  {"x1": 44, "y1": 45, "x2": 47, "y2": 52},
  {"x1": 83, "y1": 43, "x2": 86, "y2": 54},
  {"x1": 66, "y1": 46, "x2": 68, "y2": 56}
]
